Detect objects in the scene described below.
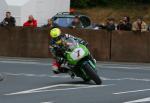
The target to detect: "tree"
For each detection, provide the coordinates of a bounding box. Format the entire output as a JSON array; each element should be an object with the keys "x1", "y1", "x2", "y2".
[{"x1": 70, "y1": 0, "x2": 150, "y2": 8}]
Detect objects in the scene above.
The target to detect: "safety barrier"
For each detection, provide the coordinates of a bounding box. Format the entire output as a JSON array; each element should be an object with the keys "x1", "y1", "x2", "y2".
[
  {"x1": 0, "y1": 27, "x2": 49, "y2": 58},
  {"x1": 111, "y1": 31, "x2": 150, "y2": 62},
  {"x1": 0, "y1": 27, "x2": 150, "y2": 62}
]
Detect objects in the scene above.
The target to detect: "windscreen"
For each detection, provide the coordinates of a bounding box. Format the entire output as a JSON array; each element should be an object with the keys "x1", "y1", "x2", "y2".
[
  {"x1": 62, "y1": 38, "x2": 78, "y2": 50},
  {"x1": 53, "y1": 17, "x2": 74, "y2": 27}
]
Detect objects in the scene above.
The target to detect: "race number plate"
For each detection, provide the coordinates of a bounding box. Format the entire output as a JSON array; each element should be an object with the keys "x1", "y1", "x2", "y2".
[{"x1": 70, "y1": 48, "x2": 85, "y2": 60}]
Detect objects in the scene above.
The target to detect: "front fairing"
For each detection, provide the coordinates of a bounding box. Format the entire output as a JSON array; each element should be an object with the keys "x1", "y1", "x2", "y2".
[{"x1": 66, "y1": 44, "x2": 89, "y2": 65}]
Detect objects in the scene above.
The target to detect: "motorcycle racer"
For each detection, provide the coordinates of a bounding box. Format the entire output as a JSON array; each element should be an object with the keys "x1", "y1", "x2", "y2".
[{"x1": 49, "y1": 28, "x2": 95, "y2": 74}]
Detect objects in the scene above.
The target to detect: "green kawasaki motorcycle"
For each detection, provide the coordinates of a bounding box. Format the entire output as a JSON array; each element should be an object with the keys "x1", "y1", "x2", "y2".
[{"x1": 62, "y1": 38, "x2": 102, "y2": 85}]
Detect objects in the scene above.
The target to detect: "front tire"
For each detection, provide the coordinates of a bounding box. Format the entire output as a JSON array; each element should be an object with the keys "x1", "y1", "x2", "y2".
[
  {"x1": 83, "y1": 63, "x2": 102, "y2": 85},
  {"x1": 82, "y1": 77, "x2": 91, "y2": 82}
]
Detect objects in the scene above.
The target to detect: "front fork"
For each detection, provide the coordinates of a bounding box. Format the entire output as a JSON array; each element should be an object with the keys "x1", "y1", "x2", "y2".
[
  {"x1": 81, "y1": 60, "x2": 97, "y2": 79},
  {"x1": 89, "y1": 54, "x2": 96, "y2": 65}
]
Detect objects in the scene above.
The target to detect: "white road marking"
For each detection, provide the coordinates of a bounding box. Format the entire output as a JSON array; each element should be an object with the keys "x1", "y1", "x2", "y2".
[
  {"x1": 0, "y1": 58, "x2": 150, "y2": 71},
  {"x1": 102, "y1": 77, "x2": 150, "y2": 82},
  {"x1": 4, "y1": 72, "x2": 150, "y2": 82},
  {"x1": 0, "y1": 61, "x2": 50, "y2": 66},
  {"x1": 41, "y1": 102, "x2": 54, "y2": 103},
  {"x1": 113, "y1": 89, "x2": 150, "y2": 95},
  {"x1": 4, "y1": 84, "x2": 114, "y2": 95},
  {"x1": 0, "y1": 58, "x2": 38, "y2": 62},
  {"x1": 98, "y1": 65, "x2": 150, "y2": 71},
  {"x1": 124, "y1": 97, "x2": 150, "y2": 103},
  {"x1": 4, "y1": 72, "x2": 71, "y2": 78}
]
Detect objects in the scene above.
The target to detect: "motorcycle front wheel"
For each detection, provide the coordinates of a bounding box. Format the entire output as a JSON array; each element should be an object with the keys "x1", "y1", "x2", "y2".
[{"x1": 83, "y1": 63, "x2": 102, "y2": 85}]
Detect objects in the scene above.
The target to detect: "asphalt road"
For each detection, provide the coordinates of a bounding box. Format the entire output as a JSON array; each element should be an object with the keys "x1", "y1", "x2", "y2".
[{"x1": 0, "y1": 57, "x2": 150, "y2": 103}]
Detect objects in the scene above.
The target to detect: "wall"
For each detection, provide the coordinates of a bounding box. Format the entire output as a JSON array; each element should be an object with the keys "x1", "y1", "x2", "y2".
[
  {"x1": 0, "y1": 27, "x2": 49, "y2": 57},
  {"x1": 0, "y1": 27, "x2": 150, "y2": 62},
  {"x1": 111, "y1": 31, "x2": 150, "y2": 62}
]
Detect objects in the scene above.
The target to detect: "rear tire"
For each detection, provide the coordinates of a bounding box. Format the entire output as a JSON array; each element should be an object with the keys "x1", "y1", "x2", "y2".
[{"x1": 83, "y1": 63, "x2": 102, "y2": 85}]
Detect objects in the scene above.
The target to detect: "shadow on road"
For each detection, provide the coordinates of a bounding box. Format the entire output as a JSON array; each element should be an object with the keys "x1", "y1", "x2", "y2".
[{"x1": 46, "y1": 80, "x2": 96, "y2": 86}]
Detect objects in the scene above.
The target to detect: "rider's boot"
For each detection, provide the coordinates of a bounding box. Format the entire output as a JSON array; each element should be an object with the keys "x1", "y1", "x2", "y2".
[
  {"x1": 52, "y1": 61, "x2": 61, "y2": 74},
  {"x1": 52, "y1": 61, "x2": 69, "y2": 74}
]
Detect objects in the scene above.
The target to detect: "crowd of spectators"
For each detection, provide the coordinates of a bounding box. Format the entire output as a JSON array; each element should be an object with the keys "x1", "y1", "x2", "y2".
[
  {"x1": 94, "y1": 16, "x2": 148, "y2": 32},
  {"x1": 0, "y1": 11, "x2": 150, "y2": 32}
]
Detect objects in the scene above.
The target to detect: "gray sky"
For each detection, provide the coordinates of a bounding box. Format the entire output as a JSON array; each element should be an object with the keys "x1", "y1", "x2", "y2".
[{"x1": 5, "y1": 0, "x2": 30, "y2": 6}]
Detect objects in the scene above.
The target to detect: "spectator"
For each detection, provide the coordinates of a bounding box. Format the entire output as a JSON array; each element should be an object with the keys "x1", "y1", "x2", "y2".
[
  {"x1": 0, "y1": 11, "x2": 16, "y2": 27},
  {"x1": 132, "y1": 17, "x2": 147, "y2": 32},
  {"x1": 23, "y1": 15, "x2": 37, "y2": 27},
  {"x1": 104, "y1": 17, "x2": 116, "y2": 31},
  {"x1": 117, "y1": 19, "x2": 125, "y2": 30},
  {"x1": 117, "y1": 16, "x2": 132, "y2": 31},
  {"x1": 71, "y1": 16, "x2": 82, "y2": 28},
  {"x1": 147, "y1": 24, "x2": 150, "y2": 31},
  {"x1": 42, "y1": 19, "x2": 53, "y2": 28}
]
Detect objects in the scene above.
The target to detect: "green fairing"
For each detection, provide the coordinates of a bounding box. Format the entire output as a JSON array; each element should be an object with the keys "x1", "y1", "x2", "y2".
[
  {"x1": 64, "y1": 39, "x2": 97, "y2": 81},
  {"x1": 66, "y1": 44, "x2": 89, "y2": 65}
]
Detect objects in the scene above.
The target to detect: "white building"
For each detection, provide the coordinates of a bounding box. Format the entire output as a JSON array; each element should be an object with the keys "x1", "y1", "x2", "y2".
[{"x1": 0, "y1": 0, "x2": 70, "y2": 26}]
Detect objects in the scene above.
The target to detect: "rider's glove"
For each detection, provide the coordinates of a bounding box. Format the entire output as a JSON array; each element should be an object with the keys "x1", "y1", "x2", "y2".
[{"x1": 80, "y1": 40, "x2": 88, "y2": 46}]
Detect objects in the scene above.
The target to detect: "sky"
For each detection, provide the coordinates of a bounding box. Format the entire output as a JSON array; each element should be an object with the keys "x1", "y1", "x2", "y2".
[{"x1": 5, "y1": 0, "x2": 30, "y2": 6}]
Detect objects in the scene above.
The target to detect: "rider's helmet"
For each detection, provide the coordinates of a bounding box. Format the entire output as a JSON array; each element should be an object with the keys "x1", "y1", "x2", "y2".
[{"x1": 50, "y1": 28, "x2": 62, "y2": 44}]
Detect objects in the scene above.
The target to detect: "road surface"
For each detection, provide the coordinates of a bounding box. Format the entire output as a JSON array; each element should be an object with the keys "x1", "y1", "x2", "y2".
[{"x1": 0, "y1": 57, "x2": 150, "y2": 103}]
